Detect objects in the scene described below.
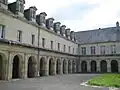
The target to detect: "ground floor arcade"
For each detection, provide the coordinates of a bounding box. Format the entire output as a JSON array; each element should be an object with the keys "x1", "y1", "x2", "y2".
[
  {"x1": 0, "y1": 51, "x2": 77, "y2": 80},
  {"x1": 78, "y1": 59, "x2": 120, "y2": 73}
]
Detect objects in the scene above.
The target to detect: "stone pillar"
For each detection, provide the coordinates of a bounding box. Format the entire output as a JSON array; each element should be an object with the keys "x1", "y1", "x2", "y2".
[
  {"x1": 77, "y1": 60, "x2": 81, "y2": 73},
  {"x1": 3, "y1": 59, "x2": 8, "y2": 80},
  {"x1": 64, "y1": 60, "x2": 68, "y2": 74},
  {"x1": 44, "y1": 57, "x2": 49, "y2": 76},
  {"x1": 7, "y1": 52, "x2": 13, "y2": 80},
  {"x1": 72, "y1": 60, "x2": 76, "y2": 73},
  {"x1": 107, "y1": 60, "x2": 111, "y2": 72},
  {"x1": 23, "y1": 54, "x2": 28, "y2": 79},
  {"x1": 97, "y1": 60, "x2": 100, "y2": 73},
  {"x1": 52, "y1": 57, "x2": 56, "y2": 75},
  {"x1": 60, "y1": 59, "x2": 63, "y2": 75},
  {"x1": 70, "y1": 61, "x2": 72, "y2": 74},
  {"x1": 87, "y1": 60, "x2": 91, "y2": 73}
]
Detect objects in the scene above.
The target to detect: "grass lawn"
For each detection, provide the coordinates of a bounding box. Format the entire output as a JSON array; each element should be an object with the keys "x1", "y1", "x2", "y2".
[{"x1": 88, "y1": 74, "x2": 120, "y2": 88}]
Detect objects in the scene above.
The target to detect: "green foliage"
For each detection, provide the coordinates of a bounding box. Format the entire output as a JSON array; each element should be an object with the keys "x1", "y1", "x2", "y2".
[{"x1": 88, "y1": 74, "x2": 120, "y2": 88}]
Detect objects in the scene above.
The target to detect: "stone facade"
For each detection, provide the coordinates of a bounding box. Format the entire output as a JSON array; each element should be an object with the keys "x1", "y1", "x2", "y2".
[
  {"x1": 0, "y1": 0, "x2": 77, "y2": 81},
  {"x1": 0, "y1": 0, "x2": 120, "y2": 81}
]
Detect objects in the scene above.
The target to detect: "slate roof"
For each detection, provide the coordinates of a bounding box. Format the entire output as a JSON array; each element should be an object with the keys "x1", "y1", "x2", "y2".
[{"x1": 75, "y1": 26, "x2": 120, "y2": 44}]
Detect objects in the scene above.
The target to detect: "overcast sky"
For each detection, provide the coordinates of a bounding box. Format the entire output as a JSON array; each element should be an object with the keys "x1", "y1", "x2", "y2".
[{"x1": 9, "y1": 0, "x2": 120, "y2": 32}]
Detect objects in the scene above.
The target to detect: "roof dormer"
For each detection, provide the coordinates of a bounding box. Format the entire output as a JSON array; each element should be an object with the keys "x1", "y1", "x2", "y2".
[
  {"x1": 0, "y1": 0, "x2": 8, "y2": 9},
  {"x1": 8, "y1": 0, "x2": 25, "y2": 17},
  {"x1": 54, "y1": 22, "x2": 61, "y2": 34},
  {"x1": 36, "y1": 12, "x2": 47, "y2": 27},
  {"x1": 24, "y1": 6, "x2": 37, "y2": 22},
  {"x1": 60, "y1": 25, "x2": 66, "y2": 37},
  {"x1": 46, "y1": 18, "x2": 54, "y2": 30}
]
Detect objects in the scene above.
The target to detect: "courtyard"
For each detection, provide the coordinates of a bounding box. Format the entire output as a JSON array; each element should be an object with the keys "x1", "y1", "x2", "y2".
[{"x1": 0, "y1": 74, "x2": 108, "y2": 90}]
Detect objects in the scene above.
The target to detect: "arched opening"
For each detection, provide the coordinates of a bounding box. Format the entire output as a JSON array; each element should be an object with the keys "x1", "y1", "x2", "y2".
[
  {"x1": 63, "y1": 60, "x2": 66, "y2": 74},
  {"x1": 111, "y1": 60, "x2": 118, "y2": 73},
  {"x1": 100, "y1": 60, "x2": 107, "y2": 73},
  {"x1": 27, "y1": 56, "x2": 36, "y2": 78},
  {"x1": 56, "y1": 59, "x2": 60, "y2": 74},
  {"x1": 68, "y1": 60, "x2": 71, "y2": 73},
  {"x1": 0, "y1": 55, "x2": 3, "y2": 80},
  {"x1": 12, "y1": 55, "x2": 20, "y2": 79},
  {"x1": 91, "y1": 61, "x2": 97, "y2": 73},
  {"x1": 49, "y1": 58, "x2": 54, "y2": 75},
  {"x1": 72, "y1": 60, "x2": 76, "y2": 73},
  {"x1": 81, "y1": 61, "x2": 87, "y2": 73},
  {"x1": 40, "y1": 57, "x2": 45, "y2": 76}
]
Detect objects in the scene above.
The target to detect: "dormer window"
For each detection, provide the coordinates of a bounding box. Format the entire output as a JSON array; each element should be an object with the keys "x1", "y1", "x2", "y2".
[
  {"x1": 24, "y1": 6, "x2": 37, "y2": 22},
  {"x1": 16, "y1": 0, "x2": 25, "y2": 13},
  {"x1": 0, "y1": 0, "x2": 7, "y2": 4},
  {"x1": 31, "y1": 10, "x2": 36, "y2": 19}
]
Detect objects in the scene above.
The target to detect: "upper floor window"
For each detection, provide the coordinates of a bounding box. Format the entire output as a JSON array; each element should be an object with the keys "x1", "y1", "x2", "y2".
[
  {"x1": 111, "y1": 45, "x2": 116, "y2": 54},
  {"x1": 17, "y1": 30, "x2": 22, "y2": 42},
  {"x1": 64, "y1": 45, "x2": 66, "y2": 52},
  {"x1": 31, "y1": 34, "x2": 35, "y2": 45},
  {"x1": 0, "y1": 25, "x2": 5, "y2": 39},
  {"x1": 51, "y1": 41, "x2": 53, "y2": 49},
  {"x1": 81, "y1": 47, "x2": 86, "y2": 55},
  {"x1": 73, "y1": 48, "x2": 74, "y2": 54},
  {"x1": 91, "y1": 46, "x2": 96, "y2": 55},
  {"x1": 68, "y1": 46, "x2": 71, "y2": 53},
  {"x1": 100, "y1": 46, "x2": 105, "y2": 54},
  {"x1": 58, "y1": 43, "x2": 60, "y2": 51},
  {"x1": 42, "y1": 38, "x2": 45, "y2": 48}
]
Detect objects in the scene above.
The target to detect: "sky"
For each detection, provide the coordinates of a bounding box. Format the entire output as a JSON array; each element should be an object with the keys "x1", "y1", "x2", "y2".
[{"x1": 8, "y1": 0, "x2": 120, "y2": 32}]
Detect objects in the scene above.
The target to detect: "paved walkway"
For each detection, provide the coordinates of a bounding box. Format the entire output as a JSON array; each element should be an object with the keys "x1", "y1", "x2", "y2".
[{"x1": 0, "y1": 74, "x2": 109, "y2": 90}]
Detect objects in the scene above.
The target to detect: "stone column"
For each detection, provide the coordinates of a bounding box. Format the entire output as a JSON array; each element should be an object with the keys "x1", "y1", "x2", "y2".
[
  {"x1": 87, "y1": 60, "x2": 91, "y2": 73},
  {"x1": 107, "y1": 60, "x2": 111, "y2": 72},
  {"x1": 7, "y1": 52, "x2": 13, "y2": 80},
  {"x1": 72, "y1": 60, "x2": 76, "y2": 73},
  {"x1": 3, "y1": 59, "x2": 8, "y2": 80},
  {"x1": 70, "y1": 61, "x2": 72, "y2": 74},
  {"x1": 77, "y1": 60, "x2": 81, "y2": 73},
  {"x1": 23, "y1": 54, "x2": 28, "y2": 79},
  {"x1": 97, "y1": 60, "x2": 100, "y2": 73},
  {"x1": 44, "y1": 57, "x2": 49, "y2": 76},
  {"x1": 60, "y1": 59, "x2": 63, "y2": 75},
  {"x1": 64, "y1": 60, "x2": 68, "y2": 74},
  {"x1": 52, "y1": 57, "x2": 56, "y2": 75}
]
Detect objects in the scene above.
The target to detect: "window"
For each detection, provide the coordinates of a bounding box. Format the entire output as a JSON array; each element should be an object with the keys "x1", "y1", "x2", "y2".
[
  {"x1": 64, "y1": 45, "x2": 66, "y2": 52},
  {"x1": 81, "y1": 47, "x2": 86, "y2": 55},
  {"x1": 17, "y1": 30, "x2": 22, "y2": 42},
  {"x1": 100, "y1": 46, "x2": 105, "y2": 54},
  {"x1": 19, "y1": 3, "x2": 24, "y2": 13},
  {"x1": 58, "y1": 43, "x2": 60, "y2": 51},
  {"x1": 0, "y1": 25, "x2": 5, "y2": 39},
  {"x1": 91, "y1": 46, "x2": 96, "y2": 55},
  {"x1": 42, "y1": 38, "x2": 45, "y2": 48},
  {"x1": 111, "y1": 45, "x2": 116, "y2": 54},
  {"x1": 31, "y1": 34, "x2": 35, "y2": 45},
  {"x1": 0, "y1": 0, "x2": 6, "y2": 4},
  {"x1": 51, "y1": 41, "x2": 53, "y2": 49},
  {"x1": 16, "y1": 1, "x2": 24, "y2": 13},
  {"x1": 73, "y1": 48, "x2": 74, "y2": 54},
  {"x1": 68, "y1": 46, "x2": 71, "y2": 52}
]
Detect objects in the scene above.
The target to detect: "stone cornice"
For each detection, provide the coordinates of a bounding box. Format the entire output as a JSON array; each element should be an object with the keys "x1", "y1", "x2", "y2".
[
  {"x1": 78, "y1": 41, "x2": 120, "y2": 45},
  {"x1": 0, "y1": 7, "x2": 77, "y2": 44},
  {"x1": 79, "y1": 54, "x2": 120, "y2": 57}
]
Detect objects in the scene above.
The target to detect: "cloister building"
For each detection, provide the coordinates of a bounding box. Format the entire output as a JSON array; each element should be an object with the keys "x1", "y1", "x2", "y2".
[{"x1": 0, "y1": 0, "x2": 120, "y2": 81}]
